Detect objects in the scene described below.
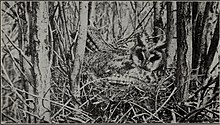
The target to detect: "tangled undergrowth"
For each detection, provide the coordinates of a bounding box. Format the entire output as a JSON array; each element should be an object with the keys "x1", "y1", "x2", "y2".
[
  {"x1": 1, "y1": 1, "x2": 219, "y2": 124},
  {"x1": 50, "y1": 54, "x2": 219, "y2": 123}
]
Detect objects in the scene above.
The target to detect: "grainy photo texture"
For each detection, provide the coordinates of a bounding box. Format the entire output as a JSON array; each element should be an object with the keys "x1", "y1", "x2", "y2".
[{"x1": 1, "y1": 1, "x2": 219, "y2": 123}]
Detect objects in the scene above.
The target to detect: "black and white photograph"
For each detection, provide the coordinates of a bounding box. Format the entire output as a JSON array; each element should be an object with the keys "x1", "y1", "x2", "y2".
[{"x1": 1, "y1": 1, "x2": 219, "y2": 123}]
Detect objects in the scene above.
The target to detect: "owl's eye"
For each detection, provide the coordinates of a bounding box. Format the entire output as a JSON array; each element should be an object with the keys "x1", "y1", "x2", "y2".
[
  {"x1": 135, "y1": 48, "x2": 145, "y2": 61},
  {"x1": 149, "y1": 53, "x2": 161, "y2": 62}
]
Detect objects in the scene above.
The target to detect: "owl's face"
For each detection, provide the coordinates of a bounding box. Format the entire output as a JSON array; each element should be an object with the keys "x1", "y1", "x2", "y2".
[
  {"x1": 130, "y1": 40, "x2": 165, "y2": 71},
  {"x1": 147, "y1": 51, "x2": 163, "y2": 71}
]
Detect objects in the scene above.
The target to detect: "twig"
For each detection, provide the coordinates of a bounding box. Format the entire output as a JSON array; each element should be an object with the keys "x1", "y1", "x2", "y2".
[
  {"x1": 108, "y1": 101, "x2": 122, "y2": 120},
  {"x1": 132, "y1": 113, "x2": 150, "y2": 118},
  {"x1": 155, "y1": 89, "x2": 159, "y2": 110},
  {"x1": 117, "y1": 107, "x2": 132, "y2": 123},
  {"x1": 1, "y1": 63, "x2": 33, "y2": 110},
  {"x1": 146, "y1": 87, "x2": 177, "y2": 121},
  {"x1": 210, "y1": 62, "x2": 219, "y2": 74},
  {"x1": 13, "y1": 86, "x2": 94, "y2": 121},
  {"x1": 204, "y1": 108, "x2": 219, "y2": 117},
  {"x1": 142, "y1": 11, "x2": 154, "y2": 34},
  {"x1": 130, "y1": 2, "x2": 136, "y2": 14},
  {"x1": 138, "y1": 2, "x2": 149, "y2": 16},
  {"x1": 2, "y1": 113, "x2": 18, "y2": 123},
  {"x1": 128, "y1": 101, "x2": 162, "y2": 122},
  {"x1": 79, "y1": 90, "x2": 105, "y2": 108},
  {"x1": 205, "y1": 92, "x2": 219, "y2": 105},
  {"x1": 51, "y1": 98, "x2": 71, "y2": 120},
  {"x1": 1, "y1": 9, "x2": 16, "y2": 19},
  {"x1": 186, "y1": 76, "x2": 218, "y2": 101},
  {"x1": 67, "y1": 116, "x2": 86, "y2": 123},
  {"x1": 48, "y1": 22, "x2": 54, "y2": 73},
  {"x1": 19, "y1": 108, "x2": 41, "y2": 120},
  {"x1": 53, "y1": 18, "x2": 66, "y2": 61},
  {"x1": 76, "y1": 77, "x2": 109, "y2": 94},
  {"x1": 2, "y1": 30, "x2": 33, "y2": 68},
  {"x1": 95, "y1": 12, "x2": 105, "y2": 26},
  {"x1": 2, "y1": 2, "x2": 18, "y2": 19},
  {"x1": 178, "y1": 101, "x2": 216, "y2": 122},
  {"x1": 118, "y1": 5, "x2": 154, "y2": 45},
  {"x1": 2, "y1": 39, "x2": 34, "y2": 87}
]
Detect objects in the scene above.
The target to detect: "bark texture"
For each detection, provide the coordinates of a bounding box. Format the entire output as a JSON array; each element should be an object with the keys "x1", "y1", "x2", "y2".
[
  {"x1": 71, "y1": 2, "x2": 89, "y2": 100},
  {"x1": 176, "y1": 2, "x2": 189, "y2": 102}
]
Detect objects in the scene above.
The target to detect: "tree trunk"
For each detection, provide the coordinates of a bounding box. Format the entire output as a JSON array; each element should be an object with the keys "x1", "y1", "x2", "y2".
[
  {"x1": 192, "y1": 2, "x2": 206, "y2": 70},
  {"x1": 206, "y1": 16, "x2": 219, "y2": 73},
  {"x1": 49, "y1": 2, "x2": 59, "y2": 66},
  {"x1": 88, "y1": 1, "x2": 96, "y2": 26},
  {"x1": 71, "y1": 1, "x2": 89, "y2": 106},
  {"x1": 17, "y1": 2, "x2": 29, "y2": 122},
  {"x1": 176, "y1": 2, "x2": 189, "y2": 102},
  {"x1": 34, "y1": 1, "x2": 51, "y2": 122},
  {"x1": 153, "y1": 2, "x2": 165, "y2": 72},
  {"x1": 111, "y1": 2, "x2": 116, "y2": 39},
  {"x1": 61, "y1": 2, "x2": 71, "y2": 57},
  {"x1": 27, "y1": 2, "x2": 38, "y2": 123},
  {"x1": 192, "y1": 2, "x2": 217, "y2": 82},
  {"x1": 166, "y1": 2, "x2": 175, "y2": 68},
  {"x1": 153, "y1": 2, "x2": 164, "y2": 43},
  {"x1": 185, "y1": 3, "x2": 192, "y2": 102},
  {"x1": 198, "y1": 2, "x2": 212, "y2": 78}
]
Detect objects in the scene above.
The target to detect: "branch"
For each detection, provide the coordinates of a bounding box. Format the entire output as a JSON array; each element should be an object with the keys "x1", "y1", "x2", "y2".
[
  {"x1": 146, "y1": 87, "x2": 177, "y2": 121},
  {"x1": 117, "y1": 5, "x2": 154, "y2": 45},
  {"x1": 2, "y1": 113, "x2": 18, "y2": 123},
  {"x1": 2, "y1": 39, "x2": 35, "y2": 88},
  {"x1": 186, "y1": 76, "x2": 218, "y2": 101},
  {"x1": 128, "y1": 101, "x2": 162, "y2": 122},
  {"x1": 138, "y1": 2, "x2": 149, "y2": 16},
  {"x1": 13, "y1": 86, "x2": 94, "y2": 121},
  {"x1": 1, "y1": 9, "x2": 16, "y2": 19},
  {"x1": 2, "y1": 2, "x2": 18, "y2": 18},
  {"x1": 178, "y1": 101, "x2": 217, "y2": 122},
  {"x1": 1, "y1": 63, "x2": 34, "y2": 110},
  {"x1": 2, "y1": 30, "x2": 33, "y2": 68},
  {"x1": 130, "y1": 2, "x2": 136, "y2": 14}
]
